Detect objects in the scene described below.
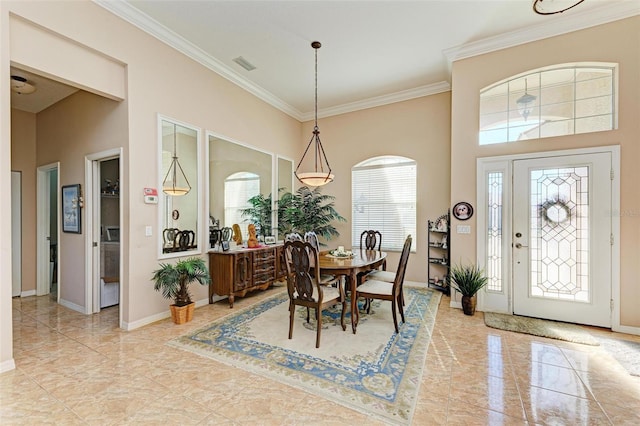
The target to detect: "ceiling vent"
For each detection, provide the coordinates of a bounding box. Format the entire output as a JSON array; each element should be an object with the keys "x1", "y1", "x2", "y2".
[{"x1": 233, "y1": 56, "x2": 257, "y2": 71}]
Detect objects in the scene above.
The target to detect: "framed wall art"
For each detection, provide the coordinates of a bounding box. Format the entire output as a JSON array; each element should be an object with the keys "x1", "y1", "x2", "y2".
[
  {"x1": 452, "y1": 201, "x2": 473, "y2": 221},
  {"x1": 62, "y1": 184, "x2": 82, "y2": 233}
]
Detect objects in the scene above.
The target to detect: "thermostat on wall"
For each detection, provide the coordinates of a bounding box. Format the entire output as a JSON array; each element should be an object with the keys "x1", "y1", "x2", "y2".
[{"x1": 144, "y1": 187, "x2": 158, "y2": 204}]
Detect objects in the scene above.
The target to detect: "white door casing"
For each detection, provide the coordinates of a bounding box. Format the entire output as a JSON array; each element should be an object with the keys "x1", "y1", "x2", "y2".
[
  {"x1": 477, "y1": 146, "x2": 619, "y2": 329},
  {"x1": 11, "y1": 172, "x2": 21, "y2": 297}
]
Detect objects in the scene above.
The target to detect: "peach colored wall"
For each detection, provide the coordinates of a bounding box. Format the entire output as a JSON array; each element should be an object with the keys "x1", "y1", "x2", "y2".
[
  {"x1": 10, "y1": 109, "x2": 37, "y2": 293},
  {"x1": 36, "y1": 91, "x2": 126, "y2": 308},
  {"x1": 5, "y1": 1, "x2": 301, "y2": 328},
  {"x1": 1, "y1": 0, "x2": 14, "y2": 370},
  {"x1": 305, "y1": 94, "x2": 452, "y2": 283},
  {"x1": 450, "y1": 17, "x2": 640, "y2": 327}
]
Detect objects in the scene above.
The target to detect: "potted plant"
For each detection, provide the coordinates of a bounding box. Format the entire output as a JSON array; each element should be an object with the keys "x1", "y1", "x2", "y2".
[
  {"x1": 152, "y1": 257, "x2": 211, "y2": 324},
  {"x1": 278, "y1": 186, "x2": 346, "y2": 242},
  {"x1": 449, "y1": 263, "x2": 488, "y2": 316}
]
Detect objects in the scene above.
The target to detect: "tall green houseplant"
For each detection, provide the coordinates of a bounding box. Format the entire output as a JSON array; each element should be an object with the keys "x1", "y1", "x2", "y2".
[{"x1": 278, "y1": 186, "x2": 346, "y2": 241}]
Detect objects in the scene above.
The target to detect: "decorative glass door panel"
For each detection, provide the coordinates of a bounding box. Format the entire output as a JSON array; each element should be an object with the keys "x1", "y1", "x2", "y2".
[
  {"x1": 513, "y1": 153, "x2": 611, "y2": 327},
  {"x1": 529, "y1": 166, "x2": 589, "y2": 302}
]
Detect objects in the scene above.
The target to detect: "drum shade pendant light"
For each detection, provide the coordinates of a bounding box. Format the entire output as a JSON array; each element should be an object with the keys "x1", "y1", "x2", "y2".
[
  {"x1": 295, "y1": 41, "x2": 334, "y2": 187},
  {"x1": 162, "y1": 123, "x2": 191, "y2": 196},
  {"x1": 533, "y1": 0, "x2": 585, "y2": 15},
  {"x1": 516, "y1": 79, "x2": 537, "y2": 121}
]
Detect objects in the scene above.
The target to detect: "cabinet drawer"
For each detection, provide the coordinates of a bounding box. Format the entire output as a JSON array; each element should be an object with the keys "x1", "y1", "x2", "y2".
[
  {"x1": 253, "y1": 249, "x2": 275, "y2": 262},
  {"x1": 254, "y1": 269, "x2": 275, "y2": 286}
]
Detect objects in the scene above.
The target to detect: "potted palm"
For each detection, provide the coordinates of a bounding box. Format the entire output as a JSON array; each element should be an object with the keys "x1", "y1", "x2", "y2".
[
  {"x1": 449, "y1": 263, "x2": 488, "y2": 316},
  {"x1": 152, "y1": 257, "x2": 211, "y2": 324},
  {"x1": 278, "y1": 186, "x2": 346, "y2": 242}
]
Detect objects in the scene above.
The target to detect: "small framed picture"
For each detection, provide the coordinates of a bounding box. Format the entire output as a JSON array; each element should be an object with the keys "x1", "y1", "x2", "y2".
[
  {"x1": 264, "y1": 236, "x2": 276, "y2": 245},
  {"x1": 221, "y1": 241, "x2": 230, "y2": 251},
  {"x1": 453, "y1": 202, "x2": 473, "y2": 221},
  {"x1": 62, "y1": 184, "x2": 82, "y2": 233}
]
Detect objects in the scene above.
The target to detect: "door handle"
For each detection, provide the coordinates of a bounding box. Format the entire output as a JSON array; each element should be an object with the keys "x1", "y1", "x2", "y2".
[{"x1": 515, "y1": 243, "x2": 528, "y2": 249}]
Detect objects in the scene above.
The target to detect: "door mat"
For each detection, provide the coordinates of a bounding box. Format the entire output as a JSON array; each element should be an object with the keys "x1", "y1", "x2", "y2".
[{"x1": 483, "y1": 312, "x2": 600, "y2": 346}]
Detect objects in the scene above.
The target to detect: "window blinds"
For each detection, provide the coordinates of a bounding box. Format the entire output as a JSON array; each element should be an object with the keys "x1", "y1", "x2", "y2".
[{"x1": 351, "y1": 159, "x2": 416, "y2": 251}]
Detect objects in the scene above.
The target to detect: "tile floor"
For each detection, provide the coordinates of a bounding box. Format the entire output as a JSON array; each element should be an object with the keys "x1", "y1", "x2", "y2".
[{"x1": 2, "y1": 286, "x2": 640, "y2": 425}]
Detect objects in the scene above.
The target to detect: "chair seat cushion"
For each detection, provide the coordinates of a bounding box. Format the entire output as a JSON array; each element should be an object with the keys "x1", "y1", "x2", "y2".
[
  {"x1": 365, "y1": 270, "x2": 395, "y2": 283},
  {"x1": 357, "y1": 279, "x2": 393, "y2": 296},
  {"x1": 320, "y1": 274, "x2": 337, "y2": 283},
  {"x1": 294, "y1": 283, "x2": 342, "y2": 301}
]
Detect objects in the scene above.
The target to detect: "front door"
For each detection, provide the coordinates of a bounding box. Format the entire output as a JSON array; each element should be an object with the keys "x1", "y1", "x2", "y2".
[{"x1": 512, "y1": 152, "x2": 612, "y2": 327}]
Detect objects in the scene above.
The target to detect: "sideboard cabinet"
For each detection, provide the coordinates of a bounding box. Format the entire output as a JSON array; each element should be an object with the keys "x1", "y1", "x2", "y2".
[{"x1": 209, "y1": 244, "x2": 286, "y2": 308}]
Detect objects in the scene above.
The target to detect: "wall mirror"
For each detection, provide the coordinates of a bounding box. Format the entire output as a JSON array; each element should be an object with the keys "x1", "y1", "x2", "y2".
[
  {"x1": 209, "y1": 135, "x2": 273, "y2": 243},
  {"x1": 159, "y1": 117, "x2": 200, "y2": 256},
  {"x1": 276, "y1": 156, "x2": 294, "y2": 240}
]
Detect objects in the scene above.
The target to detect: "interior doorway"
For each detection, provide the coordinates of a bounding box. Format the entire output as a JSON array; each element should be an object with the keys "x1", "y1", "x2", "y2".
[
  {"x1": 36, "y1": 163, "x2": 59, "y2": 299},
  {"x1": 98, "y1": 158, "x2": 120, "y2": 310},
  {"x1": 86, "y1": 149, "x2": 122, "y2": 317},
  {"x1": 11, "y1": 171, "x2": 22, "y2": 297}
]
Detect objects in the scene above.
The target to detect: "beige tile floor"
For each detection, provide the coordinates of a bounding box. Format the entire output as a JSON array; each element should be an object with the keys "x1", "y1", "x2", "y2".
[{"x1": 3, "y1": 286, "x2": 640, "y2": 425}]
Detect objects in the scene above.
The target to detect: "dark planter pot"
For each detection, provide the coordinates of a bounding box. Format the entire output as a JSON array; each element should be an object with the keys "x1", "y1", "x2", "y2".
[{"x1": 461, "y1": 295, "x2": 477, "y2": 316}]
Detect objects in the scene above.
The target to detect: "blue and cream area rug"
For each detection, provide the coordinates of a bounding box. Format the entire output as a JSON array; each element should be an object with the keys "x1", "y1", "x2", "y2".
[{"x1": 168, "y1": 285, "x2": 441, "y2": 425}]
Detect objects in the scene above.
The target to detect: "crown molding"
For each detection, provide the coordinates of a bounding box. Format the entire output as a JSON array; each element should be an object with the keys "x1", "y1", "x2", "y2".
[
  {"x1": 444, "y1": 1, "x2": 640, "y2": 67},
  {"x1": 94, "y1": 0, "x2": 304, "y2": 120},
  {"x1": 307, "y1": 81, "x2": 451, "y2": 121},
  {"x1": 94, "y1": 1, "x2": 449, "y2": 121}
]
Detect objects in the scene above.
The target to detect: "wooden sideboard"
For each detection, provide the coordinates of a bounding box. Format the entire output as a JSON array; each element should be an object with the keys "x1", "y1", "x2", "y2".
[{"x1": 209, "y1": 244, "x2": 286, "y2": 308}]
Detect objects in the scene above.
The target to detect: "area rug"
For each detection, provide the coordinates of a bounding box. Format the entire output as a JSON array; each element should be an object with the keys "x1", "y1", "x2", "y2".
[
  {"x1": 483, "y1": 312, "x2": 600, "y2": 346},
  {"x1": 168, "y1": 286, "x2": 441, "y2": 425}
]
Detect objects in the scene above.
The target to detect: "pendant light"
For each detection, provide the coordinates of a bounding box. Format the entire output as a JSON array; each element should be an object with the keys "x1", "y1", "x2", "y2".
[
  {"x1": 516, "y1": 79, "x2": 537, "y2": 121},
  {"x1": 295, "y1": 41, "x2": 334, "y2": 187},
  {"x1": 162, "y1": 123, "x2": 191, "y2": 196}
]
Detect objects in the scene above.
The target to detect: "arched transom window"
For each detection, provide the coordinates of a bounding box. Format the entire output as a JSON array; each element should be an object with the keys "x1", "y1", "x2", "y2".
[{"x1": 479, "y1": 63, "x2": 617, "y2": 145}]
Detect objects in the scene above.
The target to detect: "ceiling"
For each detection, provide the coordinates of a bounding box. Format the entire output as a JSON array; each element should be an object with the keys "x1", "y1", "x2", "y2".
[{"x1": 11, "y1": 0, "x2": 639, "y2": 119}]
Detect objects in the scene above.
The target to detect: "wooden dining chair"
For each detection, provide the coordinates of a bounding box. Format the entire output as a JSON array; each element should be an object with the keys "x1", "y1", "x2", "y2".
[
  {"x1": 355, "y1": 235, "x2": 412, "y2": 333},
  {"x1": 284, "y1": 240, "x2": 346, "y2": 348},
  {"x1": 360, "y1": 230, "x2": 382, "y2": 251}
]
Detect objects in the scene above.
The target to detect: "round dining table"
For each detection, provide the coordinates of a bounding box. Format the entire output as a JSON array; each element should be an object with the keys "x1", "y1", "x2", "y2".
[{"x1": 317, "y1": 249, "x2": 387, "y2": 333}]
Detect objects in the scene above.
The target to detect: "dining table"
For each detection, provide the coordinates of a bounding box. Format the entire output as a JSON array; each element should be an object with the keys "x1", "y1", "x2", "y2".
[{"x1": 317, "y1": 248, "x2": 387, "y2": 333}]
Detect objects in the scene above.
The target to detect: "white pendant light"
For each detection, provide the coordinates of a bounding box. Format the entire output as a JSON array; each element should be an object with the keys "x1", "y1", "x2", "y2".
[
  {"x1": 162, "y1": 123, "x2": 191, "y2": 196},
  {"x1": 295, "y1": 41, "x2": 334, "y2": 187}
]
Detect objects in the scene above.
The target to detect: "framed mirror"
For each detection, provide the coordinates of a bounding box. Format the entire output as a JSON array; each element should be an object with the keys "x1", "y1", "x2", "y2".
[
  {"x1": 277, "y1": 156, "x2": 294, "y2": 241},
  {"x1": 159, "y1": 117, "x2": 200, "y2": 256},
  {"x1": 208, "y1": 135, "x2": 273, "y2": 245}
]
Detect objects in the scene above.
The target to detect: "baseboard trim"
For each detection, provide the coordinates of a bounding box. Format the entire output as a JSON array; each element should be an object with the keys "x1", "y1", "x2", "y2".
[
  {"x1": 20, "y1": 289, "x2": 36, "y2": 297},
  {"x1": 613, "y1": 323, "x2": 640, "y2": 336},
  {"x1": 122, "y1": 296, "x2": 220, "y2": 331},
  {"x1": 58, "y1": 298, "x2": 85, "y2": 314},
  {"x1": 0, "y1": 358, "x2": 16, "y2": 373}
]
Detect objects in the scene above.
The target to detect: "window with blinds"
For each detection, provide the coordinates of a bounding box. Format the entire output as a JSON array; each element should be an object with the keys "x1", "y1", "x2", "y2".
[
  {"x1": 351, "y1": 156, "x2": 416, "y2": 252},
  {"x1": 224, "y1": 172, "x2": 260, "y2": 238}
]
